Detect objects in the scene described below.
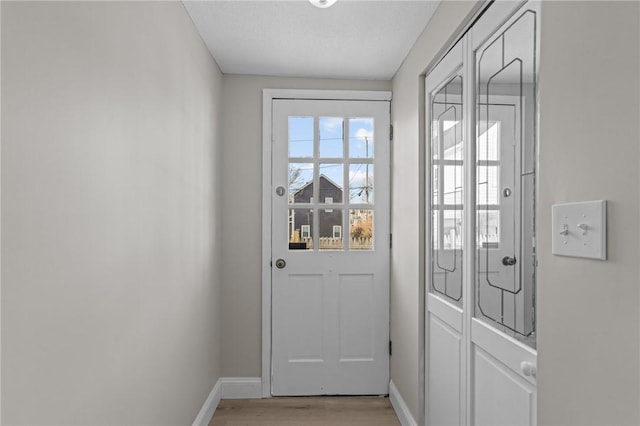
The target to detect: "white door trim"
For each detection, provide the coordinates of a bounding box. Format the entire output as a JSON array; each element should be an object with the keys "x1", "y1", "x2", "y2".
[{"x1": 261, "y1": 89, "x2": 392, "y2": 397}]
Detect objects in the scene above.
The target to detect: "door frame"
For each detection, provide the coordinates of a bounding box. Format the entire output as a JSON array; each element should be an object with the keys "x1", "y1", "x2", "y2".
[{"x1": 261, "y1": 89, "x2": 392, "y2": 397}]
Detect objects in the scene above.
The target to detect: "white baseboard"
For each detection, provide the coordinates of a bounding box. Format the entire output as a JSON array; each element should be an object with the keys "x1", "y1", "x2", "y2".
[
  {"x1": 220, "y1": 377, "x2": 263, "y2": 399},
  {"x1": 192, "y1": 377, "x2": 263, "y2": 426},
  {"x1": 192, "y1": 380, "x2": 222, "y2": 426},
  {"x1": 389, "y1": 380, "x2": 418, "y2": 426}
]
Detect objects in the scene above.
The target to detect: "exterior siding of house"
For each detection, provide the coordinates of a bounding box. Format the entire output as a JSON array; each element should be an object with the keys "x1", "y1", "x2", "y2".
[{"x1": 291, "y1": 176, "x2": 343, "y2": 243}]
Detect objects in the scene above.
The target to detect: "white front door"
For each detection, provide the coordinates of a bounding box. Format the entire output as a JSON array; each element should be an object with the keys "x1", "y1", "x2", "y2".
[
  {"x1": 270, "y1": 98, "x2": 390, "y2": 396},
  {"x1": 425, "y1": 1, "x2": 539, "y2": 424}
]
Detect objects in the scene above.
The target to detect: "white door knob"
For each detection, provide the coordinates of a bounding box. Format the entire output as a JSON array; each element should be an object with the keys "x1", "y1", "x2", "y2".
[{"x1": 519, "y1": 361, "x2": 537, "y2": 378}]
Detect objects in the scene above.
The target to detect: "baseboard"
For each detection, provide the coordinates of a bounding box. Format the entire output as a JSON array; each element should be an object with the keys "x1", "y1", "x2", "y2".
[
  {"x1": 192, "y1": 377, "x2": 263, "y2": 425},
  {"x1": 389, "y1": 380, "x2": 418, "y2": 426},
  {"x1": 220, "y1": 377, "x2": 263, "y2": 399},
  {"x1": 192, "y1": 380, "x2": 222, "y2": 426}
]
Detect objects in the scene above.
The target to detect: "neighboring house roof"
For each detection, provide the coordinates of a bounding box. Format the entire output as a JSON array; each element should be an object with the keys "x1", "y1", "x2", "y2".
[{"x1": 292, "y1": 174, "x2": 343, "y2": 199}]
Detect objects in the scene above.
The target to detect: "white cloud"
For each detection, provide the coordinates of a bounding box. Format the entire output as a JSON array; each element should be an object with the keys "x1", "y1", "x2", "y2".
[
  {"x1": 320, "y1": 117, "x2": 343, "y2": 132},
  {"x1": 349, "y1": 169, "x2": 372, "y2": 182},
  {"x1": 354, "y1": 128, "x2": 373, "y2": 140}
]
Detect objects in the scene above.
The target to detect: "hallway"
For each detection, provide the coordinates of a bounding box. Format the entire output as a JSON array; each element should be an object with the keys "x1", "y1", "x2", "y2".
[
  {"x1": 209, "y1": 397, "x2": 400, "y2": 426},
  {"x1": 2, "y1": 1, "x2": 640, "y2": 425}
]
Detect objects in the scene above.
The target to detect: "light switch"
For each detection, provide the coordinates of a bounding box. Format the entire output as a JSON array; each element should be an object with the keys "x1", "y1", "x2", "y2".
[{"x1": 552, "y1": 200, "x2": 607, "y2": 260}]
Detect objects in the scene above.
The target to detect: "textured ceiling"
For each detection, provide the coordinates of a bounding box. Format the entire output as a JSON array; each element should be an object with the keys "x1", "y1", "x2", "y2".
[{"x1": 182, "y1": 0, "x2": 440, "y2": 80}]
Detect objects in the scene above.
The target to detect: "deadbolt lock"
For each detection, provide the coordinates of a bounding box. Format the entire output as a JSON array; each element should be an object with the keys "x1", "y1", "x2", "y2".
[{"x1": 275, "y1": 258, "x2": 286, "y2": 269}]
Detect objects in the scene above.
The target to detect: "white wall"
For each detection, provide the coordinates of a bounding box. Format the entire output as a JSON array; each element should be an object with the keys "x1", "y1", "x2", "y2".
[
  {"x1": 392, "y1": 0, "x2": 640, "y2": 424},
  {"x1": 1, "y1": 2, "x2": 224, "y2": 424},
  {"x1": 220, "y1": 75, "x2": 391, "y2": 377}
]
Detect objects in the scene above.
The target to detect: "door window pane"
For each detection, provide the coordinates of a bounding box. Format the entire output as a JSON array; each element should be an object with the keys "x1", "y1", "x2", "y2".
[
  {"x1": 319, "y1": 209, "x2": 343, "y2": 250},
  {"x1": 475, "y1": 9, "x2": 537, "y2": 346},
  {"x1": 442, "y1": 165, "x2": 463, "y2": 205},
  {"x1": 289, "y1": 163, "x2": 314, "y2": 204},
  {"x1": 350, "y1": 209, "x2": 373, "y2": 250},
  {"x1": 319, "y1": 163, "x2": 343, "y2": 204},
  {"x1": 289, "y1": 208, "x2": 313, "y2": 250},
  {"x1": 349, "y1": 118, "x2": 374, "y2": 158},
  {"x1": 477, "y1": 121, "x2": 500, "y2": 161},
  {"x1": 477, "y1": 210, "x2": 500, "y2": 248},
  {"x1": 289, "y1": 117, "x2": 314, "y2": 158},
  {"x1": 476, "y1": 165, "x2": 499, "y2": 205},
  {"x1": 349, "y1": 164, "x2": 374, "y2": 204},
  {"x1": 319, "y1": 117, "x2": 344, "y2": 158},
  {"x1": 430, "y1": 74, "x2": 464, "y2": 306}
]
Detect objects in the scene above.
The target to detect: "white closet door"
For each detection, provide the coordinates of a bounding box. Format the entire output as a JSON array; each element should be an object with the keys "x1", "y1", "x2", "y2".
[
  {"x1": 425, "y1": 39, "x2": 467, "y2": 426},
  {"x1": 425, "y1": 2, "x2": 540, "y2": 425},
  {"x1": 470, "y1": 2, "x2": 540, "y2": 425}
]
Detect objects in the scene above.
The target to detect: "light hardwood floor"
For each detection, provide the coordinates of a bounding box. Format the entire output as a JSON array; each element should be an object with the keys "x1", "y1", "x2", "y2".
[{"x1": 209, "y1": 396, "x2": 401, "y2": 426}]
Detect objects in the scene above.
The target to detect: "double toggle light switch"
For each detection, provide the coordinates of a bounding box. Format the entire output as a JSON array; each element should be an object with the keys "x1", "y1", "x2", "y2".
[
  {"x1": 552, "y1": 200, "x2": 607, "y2": 260},
  {"x1": 558, "y1": 222, "x2": 588, "y2": 237}
]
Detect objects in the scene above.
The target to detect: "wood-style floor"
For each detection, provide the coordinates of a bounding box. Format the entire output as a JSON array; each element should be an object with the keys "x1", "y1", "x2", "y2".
[{"x1": 209, "y1": 396, "x2": 401, "y2": 426}]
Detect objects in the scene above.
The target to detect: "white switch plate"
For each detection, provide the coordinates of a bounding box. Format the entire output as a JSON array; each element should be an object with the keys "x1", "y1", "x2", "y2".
[{"x1": 552, "y1": 200, "x2": 607, "y2": 260}]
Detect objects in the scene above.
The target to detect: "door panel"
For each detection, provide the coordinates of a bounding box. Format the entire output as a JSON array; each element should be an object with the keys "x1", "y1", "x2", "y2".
[
  {"x1": 427, "y1": 310, "x2": 463, "y2": 426},
  {"x1": 277, "y1": 274, "x2": 325, "y2": 362},
  {"x1": 473, "y1": 346, "x2": 536, "y2": 426},
  {"x1": 338, "y1": 274, "x2": 374, "y2": 361},
  {"x1": 426, "y1": 38, "x2": 466, "y2": 424},
  {"x1": 271, "y1": 99, "x2": 390, "y2": 396},
  {"x1": 470, "y1": 2, "x2": 539, "y2": 425},
  {"x1": 471, "y1": 319, "x2": 536, "y2": 386}
]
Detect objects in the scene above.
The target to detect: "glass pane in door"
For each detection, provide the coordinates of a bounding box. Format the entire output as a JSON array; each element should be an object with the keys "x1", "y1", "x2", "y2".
[
  {"x1": 318, "y1": 163, "x2": 344, "y2": 204},
  {"x1": 319, "y1": 117, "x2": 344, "y2": 158},
  {"x1": 289, "y1": 117, "x2": 313, "y2": 158},
  {"x1": 319, "y1": 209, "x2": 343, "y2": 250},
  {"x1": 289, "y1": 163, "x2": 314, "y2": 204},
  {"x1": 475, "y1": 9, "x2": 537, "y2": 347},
  {"x1": 349, "y1": 209, "x2": 373, "y2": 250},
  {"x1": 430, "y1": 74, "x2": 464, "y2": 306},
  {"x1": 349, "y1": 118, "x2": 374, "y2": 158},
  {"x1": 289, "y1": 208, "x2": 314, "y2": 250},
  {"x1": 349, "y1": 164, "x2": 374, "y2": 204}
]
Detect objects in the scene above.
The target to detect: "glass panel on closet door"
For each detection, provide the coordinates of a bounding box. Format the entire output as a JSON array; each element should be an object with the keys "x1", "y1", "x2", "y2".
[
  {"x1": 475, "y1": 8, "x2": 537, "y2": 347},
  {"x1": 430, "y1": 74, "x2": 464, "y2": 306}
]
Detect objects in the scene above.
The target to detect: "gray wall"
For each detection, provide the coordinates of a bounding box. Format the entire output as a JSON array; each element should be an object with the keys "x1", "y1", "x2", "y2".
[
  {"x1": 1, "y1": 2, "x2": 224, "y2": 424},
  {"x1": 537, "y1": 2, "x2": 640, "y2": 424},
  {"x1": 220, "y1": 75, "x2": 391, "y2": 377},
  {"x1": 391, "y1": 0, "x2": 640, "y2": 424}
]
